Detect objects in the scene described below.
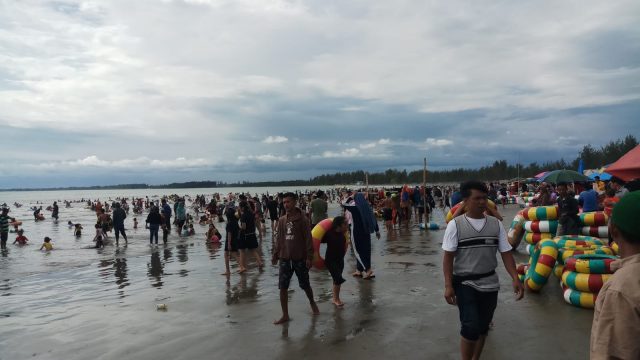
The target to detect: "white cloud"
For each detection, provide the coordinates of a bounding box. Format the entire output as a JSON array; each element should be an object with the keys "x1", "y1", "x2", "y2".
[
  {"x1": 322, "y1": 148, "x2": 361, "y2": 158},
  {"x1": 359, "y1": 142, "x2": 377, "y2": 149},
  {"x1": 425, "y1": 138, "x2": 454, "y2": 147},
  {"x1": 340, "y1": 106, "x2": 364, "y2": 112},
  {"x1": 26, "y1": 156, "x2": 215, "y2": 170},
  {"x1": 263, "y1": 135, "x2": 289, "y2": 144},
  {"x1": 237, "y1": 154, "x2": 289, "y2": 162}
]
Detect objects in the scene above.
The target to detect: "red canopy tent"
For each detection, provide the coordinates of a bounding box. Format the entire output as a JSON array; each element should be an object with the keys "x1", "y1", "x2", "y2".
[{"x1": 606, "y1": 145, "x2": 640, "y2": 181}]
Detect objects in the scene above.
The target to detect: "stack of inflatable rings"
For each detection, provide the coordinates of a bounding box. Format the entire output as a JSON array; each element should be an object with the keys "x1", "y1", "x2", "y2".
[
  {"x1": 521, "y1": 206, "x2": 559, "y2": 245},
  {"x1": 561, "y1": 254, "x2": 617, "y2": 309},
  {"x1": 525, "y1": 239, "x2": 559, "y2": 291},
  {"x1": 578, "y1": 212, "x2": 609, "y2": 239},
  {"x1": 553, "y1": 236, "x2": 606, "y2": 277}
]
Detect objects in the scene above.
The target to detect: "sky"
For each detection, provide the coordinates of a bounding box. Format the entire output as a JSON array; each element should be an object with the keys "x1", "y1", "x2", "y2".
[{"x1": 1, "y1": 0, "x2": 639, "y2": 188}]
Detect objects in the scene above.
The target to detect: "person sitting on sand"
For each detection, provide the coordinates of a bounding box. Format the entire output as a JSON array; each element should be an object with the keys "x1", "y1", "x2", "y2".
[
  {"x1": 39, "y1": 237, "x2": 53, "y2": 251},
  {"x1": 13, "y1": 229, "x2": 28, "y2": 245},
  {"x1": 74, "y1": 224, "x2": 83, "y2": 237},
  {"x1": 322, "y1": 216, "x2": 349, "y2": 307}
]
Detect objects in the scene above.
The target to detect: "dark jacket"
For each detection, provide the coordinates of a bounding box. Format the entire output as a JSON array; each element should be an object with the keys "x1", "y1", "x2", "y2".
[{"x1": 273, "y1": 208, "x2": 312, "y2": 262}]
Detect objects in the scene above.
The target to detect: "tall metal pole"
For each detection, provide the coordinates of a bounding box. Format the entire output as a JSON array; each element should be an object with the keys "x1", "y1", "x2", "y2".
[{"x1": 423, "y1": 157, "x2": 428, "y2": 226}]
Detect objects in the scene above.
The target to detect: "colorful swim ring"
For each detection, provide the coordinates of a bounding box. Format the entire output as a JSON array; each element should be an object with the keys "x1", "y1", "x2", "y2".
[
  {"x1": 562, "y1": 271, "x2": 612, "y2": 293},
  {"x1": 524, "y1": 220, "x2": 558, "y2": 234},
  {"x1": 579, "y1": 212, "x2": 608, "y2": 227},
  {"x1": 525, "y1": 239, "x2": 558, "y2": 292},
  {"x1": 523, "y1": 231, "x2": 553, "y2": 245},
  {"x1": 554, "y1": 264, "x2": 564, "y2": 278},
  {"x1": 554, "y1": 235, "x2": 604, "y2": 248},
  {"x1": 521, "y1": 206, "x2": 559, "y2": 221},
  {"x1": 311, "y1": 218, "x2": 349, "y2": 270},
  {"x1": 580, "y1": 226, "x2": 608, "y2": 238},
  {"x1": 517, "y1": 263, "x2": 529, "y2": 283},
  {"x1": 610, "y1": 241, "x2": 619, "y2": 255},
  {"x1": 562, "y1": 285, "x2": 597, "y2": 309},
  {"x1": 560, "y1": 246, "x2": 614, "y2": 263},
  {"x1": 445, "y1": 199, "x2": 497, "y2": 223},
  {"x1": 564, "y1": 254, "x2": 617, "y2": 274}
]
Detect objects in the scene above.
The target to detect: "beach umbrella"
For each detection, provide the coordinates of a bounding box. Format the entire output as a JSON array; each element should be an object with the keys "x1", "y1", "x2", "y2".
[
  {"x1": 606, "y1": 145, "x2": 640, "y2": 181},
  {"x1": 588, "y1": 172, "x2": 612, "y2": 181},
  {"x1": 534, "y1": 171, "x2": 548, "y2": 179},
  {"x1": 540, "y1": 169, "x2": 590, "y2": 184}
]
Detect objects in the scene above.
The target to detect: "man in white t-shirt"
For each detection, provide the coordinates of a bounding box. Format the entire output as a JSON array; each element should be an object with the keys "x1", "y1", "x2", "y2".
[{"x1": 442, "y1": 181, "x2": 524, "y2": 360}]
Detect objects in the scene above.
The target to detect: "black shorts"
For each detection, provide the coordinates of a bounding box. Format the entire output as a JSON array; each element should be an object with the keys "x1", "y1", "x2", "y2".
[
  {"x1": 278, "y1": 259, "x2": 310, "y2": 290},
  {"x1": 325, "y1": 258, "x2": 345, "y2": 285},
  {"x1": 224, "y1": 229, "x2": 238, "y2": 252},
  {"x1": 1, "y1": 232, "x2": 8, "y2": 244},
  {"x1": 238, "y1": 233, "x2": 258, "y2": 250},
  {"x1": 454, "y1": 284, "x2": 498, "y2": 341}
]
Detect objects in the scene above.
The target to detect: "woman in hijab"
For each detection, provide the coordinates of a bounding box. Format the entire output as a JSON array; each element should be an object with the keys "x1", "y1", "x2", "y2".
[{"x1": 342, "y1": 192, "x2": 380, "y2": 279}]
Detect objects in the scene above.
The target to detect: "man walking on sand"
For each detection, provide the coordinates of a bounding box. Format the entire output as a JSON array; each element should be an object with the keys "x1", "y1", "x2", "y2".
[
  {"x1": 442, "y1": 181, "x2": 524, "y2": 360},
  {"x1": 272, "y1": 192, "x2": 319, "y2": 324}
]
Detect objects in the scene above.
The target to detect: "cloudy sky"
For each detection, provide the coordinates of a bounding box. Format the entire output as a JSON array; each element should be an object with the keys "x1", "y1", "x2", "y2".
[{"x1": 1, "y1": 0, "x2": 639, "y2": 188}]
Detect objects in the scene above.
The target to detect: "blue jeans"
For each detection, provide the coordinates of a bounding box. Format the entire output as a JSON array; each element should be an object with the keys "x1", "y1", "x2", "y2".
[{"x1": 149, "y1": 224, "x2": 159, "y2": 244}]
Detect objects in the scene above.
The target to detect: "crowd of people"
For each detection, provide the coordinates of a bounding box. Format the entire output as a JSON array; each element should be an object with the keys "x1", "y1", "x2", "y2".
[{"x1": 0, "y1": 177, "x2": 638, "y2": 359}]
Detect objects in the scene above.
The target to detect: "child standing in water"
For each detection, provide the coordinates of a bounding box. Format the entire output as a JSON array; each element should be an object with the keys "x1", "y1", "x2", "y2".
[
  {"x1": 74, "y1": 224, "x2": 83, "y2": 237},
  {"x1": 13, "y1": 230, "x2": 28, "y2": 245},
  {"x1": 93, "y1": 224, "x2": 104, "y2": 248},
  {"x1": 133, "y1": 218, "x2": 138, "y2": 229},
  {"x1": 39, "y1": 237, "x2": 53, "y2": 251},
  {"x1": 322, "y1": 216, "x2": 349, "y2": 307}
]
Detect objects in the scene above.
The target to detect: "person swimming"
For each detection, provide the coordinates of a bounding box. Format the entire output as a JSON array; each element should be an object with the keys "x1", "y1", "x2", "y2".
[
  {"x1": 13, "y1": 229, "x2": 28, "y2": 245},
  {"x1": 74, "y1": 224, "x2": 83, "y2": 237},
  {"x1": 39, "y1": 237, "x2": 53, "y2": 251}
]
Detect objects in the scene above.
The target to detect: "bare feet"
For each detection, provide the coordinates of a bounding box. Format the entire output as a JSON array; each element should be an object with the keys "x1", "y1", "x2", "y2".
[
  {"x1": 332, "y1": 300, "x2": 345, "y2": 307},
  {"x1": 352, "y1": 271, "x2": 362, "y2": 277},
  {"x1": 311, "y1": 303, "x2": 320, "y2": 315},
  {"x1": 362, "y1": 271, "x2": 375, "y2": 279},
  {"x1": 238, "y1": 268, "x2": 247, "y2": 274},
  {"x1": 220, "y1": 271, "x2": 230, "y2": 276},
  {"x1": 274, "y1": 316, "x2": 290, "y2": 325}
]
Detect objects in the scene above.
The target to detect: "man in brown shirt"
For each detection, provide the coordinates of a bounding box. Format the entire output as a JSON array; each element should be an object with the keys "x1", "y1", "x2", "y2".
[
  {"x1": 272, "y1": 192, "x2": 319, "y2": 324},
  {"x1": 591, "y1": 190, "x2": 640, "y2": 359}
]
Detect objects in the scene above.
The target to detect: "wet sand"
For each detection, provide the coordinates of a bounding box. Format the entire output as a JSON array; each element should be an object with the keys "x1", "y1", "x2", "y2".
[{"x1": 0, "y1": 204, "x2": 593, "y2": 360}]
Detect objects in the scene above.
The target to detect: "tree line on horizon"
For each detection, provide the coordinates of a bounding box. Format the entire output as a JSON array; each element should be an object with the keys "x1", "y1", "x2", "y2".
[
  {"x1": 3, "y1": 135, "x2": 636, "y2": 191},
  {"x1": 291, "y1": 135, "x2": 638, "y2": 185}
]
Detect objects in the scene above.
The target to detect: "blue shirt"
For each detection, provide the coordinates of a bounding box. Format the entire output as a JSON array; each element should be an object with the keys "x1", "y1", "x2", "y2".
[
  {"x1": 579, "y1": 189, "x2": 598, "y2": 212},
  {"x1": 451, "y1": 191, "x2": 462, "y2": 207},
  {"x1": 162, "y1": 204, "x2": 172, "y2": 218}
]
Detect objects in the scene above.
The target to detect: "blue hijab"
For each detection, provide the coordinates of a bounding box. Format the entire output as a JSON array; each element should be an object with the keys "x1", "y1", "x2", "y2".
[{"x1": 354, "y1": 192, "x2": 376, "y2": 234}]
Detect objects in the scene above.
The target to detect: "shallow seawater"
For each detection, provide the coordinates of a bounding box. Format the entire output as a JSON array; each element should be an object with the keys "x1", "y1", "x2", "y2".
[{"x1": 0, "y1": 192, "x2": 594, "y2": 360}]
